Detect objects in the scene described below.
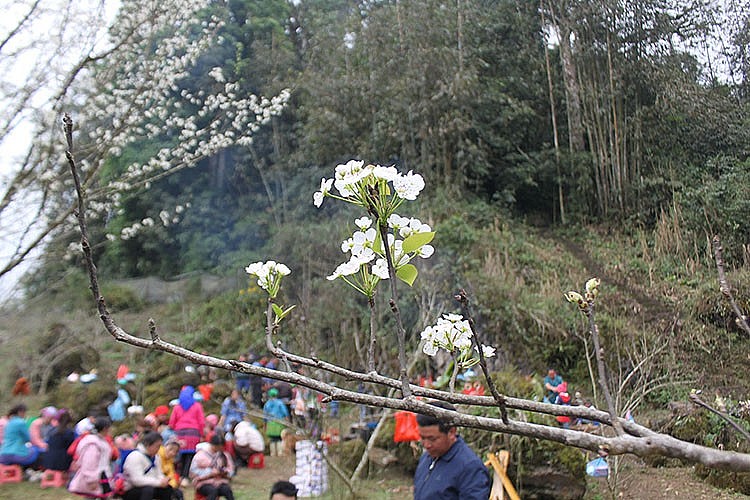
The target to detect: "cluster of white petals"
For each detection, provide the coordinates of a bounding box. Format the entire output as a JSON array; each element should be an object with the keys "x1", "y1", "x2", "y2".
[
  {"x1": 245, "y1": 260, "x2": 291, "y2": 298},
  {"x1": 420, "y1": 314, "x2": 497, "y2": 361},
  {"x1": 104, "y1": 203, "x2": 191, "y2": 242},
  {"x1": 421, "y1": 314, "x2": 473, "y2": 356},
  {"x1": 326, "y1": 213, "x2": 435, "y2": 296},
  {"x1": 312, "y1": 160, "x2": 424, "y2": 211}
]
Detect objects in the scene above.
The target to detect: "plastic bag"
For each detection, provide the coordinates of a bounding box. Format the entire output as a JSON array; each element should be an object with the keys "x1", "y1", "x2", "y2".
[
  {"x1": 393, "y1": 411, "x2": 420, "y2": 442},
  {"x1": 586, "y1": 457, "x2": 609, "y2": 477}
]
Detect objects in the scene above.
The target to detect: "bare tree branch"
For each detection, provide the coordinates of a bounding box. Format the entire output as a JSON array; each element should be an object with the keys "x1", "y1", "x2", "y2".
[{"x1": 712, "y1": 235, "x2": 750, "y2": 336}]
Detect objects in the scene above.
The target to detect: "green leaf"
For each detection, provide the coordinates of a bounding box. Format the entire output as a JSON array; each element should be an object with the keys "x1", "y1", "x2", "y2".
[
  {"x1": 373, "y1": 229, "x2": 383, "y2": 255},
  {"x1": 402, "y1": 231, "x2": 435, "y2": 254},
  {"x1": 396, "y1": 264, "x2": 418, "y2": 286},
  {"x1": 272, "y1": 304, "x2": 296, "y2": 322}
]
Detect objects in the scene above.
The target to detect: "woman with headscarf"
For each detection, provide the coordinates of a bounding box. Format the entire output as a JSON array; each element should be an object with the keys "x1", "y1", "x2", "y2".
[{"x1": 168, "y1": 386, "x2": 204, "y2": 483}]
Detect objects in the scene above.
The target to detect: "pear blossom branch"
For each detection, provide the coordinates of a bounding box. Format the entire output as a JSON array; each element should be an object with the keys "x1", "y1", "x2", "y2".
[
  {"x1": 456, "y1": 289, "x2": 508, "y2": 424},
  {"x1": 566, "y1": 279, "x2": 624, "y2": 435},
  {"x1": 379, "y1": 220, "x2": 412, "y2": 397}
]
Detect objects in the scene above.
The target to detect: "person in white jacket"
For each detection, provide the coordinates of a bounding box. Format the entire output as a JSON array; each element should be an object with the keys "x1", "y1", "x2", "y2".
[
  {"x1": 231, "y1": 419, "x2": 264, "y2": 467},
  {"x1": 122, "y1": 431, "x2": 174, "y2": 500}
]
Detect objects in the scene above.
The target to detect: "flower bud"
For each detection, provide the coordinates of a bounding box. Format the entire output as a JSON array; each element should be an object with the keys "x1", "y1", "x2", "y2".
[{"x1": 585, "y1": 278, "x2": 600, "y2": 295}]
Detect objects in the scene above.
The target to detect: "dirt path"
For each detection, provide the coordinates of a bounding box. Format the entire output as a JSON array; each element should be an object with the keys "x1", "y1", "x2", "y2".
[{"x1": 586, "y1": 462, "x2": 749, "y2": 499}]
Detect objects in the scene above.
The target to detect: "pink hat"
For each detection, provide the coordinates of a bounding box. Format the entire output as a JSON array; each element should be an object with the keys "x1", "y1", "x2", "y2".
[{"x1": 206, "y1": 414, "x2": 219, "y2": 427}]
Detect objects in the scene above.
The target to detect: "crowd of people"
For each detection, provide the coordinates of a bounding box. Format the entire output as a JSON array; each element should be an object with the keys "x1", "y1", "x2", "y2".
[{"x1": 0, "y1": 351, "x2": 324, "y2": 499}]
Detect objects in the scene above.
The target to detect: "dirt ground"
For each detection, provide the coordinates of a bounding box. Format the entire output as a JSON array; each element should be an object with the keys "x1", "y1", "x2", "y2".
[
  {"x1": 585, "y1": 461, "x2": 749, "y2": 499},
  {"x1": 0, "y1": 452, "x2": 747, "y2": 499}
]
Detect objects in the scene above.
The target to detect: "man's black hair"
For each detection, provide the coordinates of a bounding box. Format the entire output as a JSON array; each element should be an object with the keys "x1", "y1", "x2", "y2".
[
  {"x1": 270, "y1": 480, "x2": 298, "y2": 498},
  {"x1": 94, "y1": 416, "x2": 112, "y2": 433},
  {"x1": 140, "y1": 430, "x2": 163, "y2": 447},
  {"x1": 416, "y1": 400, "x2": 457, "y2": 434}
]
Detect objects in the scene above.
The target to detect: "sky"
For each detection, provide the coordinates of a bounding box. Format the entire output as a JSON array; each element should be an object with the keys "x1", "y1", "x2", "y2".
[{"x1": 0, "y1": 0, "x2": 121, "y2": 303}]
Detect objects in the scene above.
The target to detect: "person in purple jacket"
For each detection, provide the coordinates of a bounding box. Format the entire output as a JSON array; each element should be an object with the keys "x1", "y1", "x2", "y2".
[{"x1": 413, "y1": 401, "x2": 490, "y2": 500}]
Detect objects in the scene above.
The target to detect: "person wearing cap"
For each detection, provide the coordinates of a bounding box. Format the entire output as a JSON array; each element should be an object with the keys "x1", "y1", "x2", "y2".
[
  {"x1": 263, "y1": 388, "x2": 289, "y2": 456},
  {"x1": 204, "y1": 414, "x2": 220, "y2": 442},
  {"x1": 190, "y1": 433, "x2": 235, "y2": 500}
]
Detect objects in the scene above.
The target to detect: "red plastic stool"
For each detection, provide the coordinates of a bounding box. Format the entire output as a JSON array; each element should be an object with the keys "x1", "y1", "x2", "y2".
[
  {"x1": 248, "y1": 452, "x2": 265, "y2": 469},
  {"x1": 40, "y1": 469, "x2": 68, "y2": 488},
  {"x1": 0, "y1": 464, "x2": 23, "y2": 483}
]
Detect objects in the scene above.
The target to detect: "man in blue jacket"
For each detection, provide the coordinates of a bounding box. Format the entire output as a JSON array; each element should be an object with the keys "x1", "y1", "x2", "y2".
[{"x1": 413, "y1": 401, "x2": 491, "y2": 500}]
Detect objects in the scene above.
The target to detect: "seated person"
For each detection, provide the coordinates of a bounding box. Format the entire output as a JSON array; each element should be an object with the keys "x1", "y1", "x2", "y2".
[
  {"x1": 122, "y1": 431, "x2": 173, "y2": 500},
  {"x1": 42, "y1": 409, "x2": 76, "y2": 471},
  {"x1": 543, "y1": 368, "x2": 563, "y2": 403},
  {"x1": 0, "y1": 404, "x2": 39, "y2": 466},
  {"x1": 190, "y1": 434, "x2": 235, "y2": 500},
  {"x1": 158, "y1": 439, "x2": 183, "y2": 500},
  {"x1": 231, "y1": 419, "x2": 264, "y2": 467}
]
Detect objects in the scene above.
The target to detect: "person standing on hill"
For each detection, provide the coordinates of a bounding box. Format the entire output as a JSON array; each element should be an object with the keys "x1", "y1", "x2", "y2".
[
  {"x1": 543, "y1": 368, "x2": 563, "y2": 403},
  {"x1": 219, "y1": 390, "x2": 247, "y2": 434},
  {"x1": 413, "y1": 401, "x2": 490, "y2": 500}
]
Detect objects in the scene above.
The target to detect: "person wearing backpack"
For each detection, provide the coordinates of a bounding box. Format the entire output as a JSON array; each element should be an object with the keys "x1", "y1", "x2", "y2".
[{"x1": 122, "y1": 431, "x2": 174, "y2": 500}]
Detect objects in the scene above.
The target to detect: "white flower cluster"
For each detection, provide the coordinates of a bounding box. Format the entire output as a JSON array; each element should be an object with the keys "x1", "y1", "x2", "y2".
[
  {"x1": 313, "y1": 160, "x2": 425, "y2": 211},
  {"x1": 326, "y1": 214, "x2": 434, "y2": 297},
  {"x1": 317, "y1": 162, "x2": 433, "y2": 295},
  {"x1": 52, "y1": 1, "x2": 290, "y2": 234},
  {"x1": 104, "y1": 203, "x2": 191, "y2": 241},
  {"x1": 420, "y1": 314, "x2": 496, "y2": 360},
  {"x1": 245, "y1": 260, "x2": 291, "y2": 299}
]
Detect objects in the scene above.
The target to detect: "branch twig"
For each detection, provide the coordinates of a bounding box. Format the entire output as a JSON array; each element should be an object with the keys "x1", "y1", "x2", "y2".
[{"x1": 712, "y1": 235, "x2": 750, "y2": 336}]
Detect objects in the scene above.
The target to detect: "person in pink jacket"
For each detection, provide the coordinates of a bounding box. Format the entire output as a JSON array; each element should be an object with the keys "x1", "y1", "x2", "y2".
[
  {"x1": 190, "y1": 433, "x2": 234, "y2": 500},
  {"x1": 68, "y1": 417, "x2": 114, "y2": 498},
  {"x1": 169, "y1": 386, "x2": 205, "y2": 481}
]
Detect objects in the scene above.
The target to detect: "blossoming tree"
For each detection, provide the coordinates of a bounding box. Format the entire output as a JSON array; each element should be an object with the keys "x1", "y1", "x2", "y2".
[{"x1": 0, "y1": 0, "x2": 289, "y2": 293}]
